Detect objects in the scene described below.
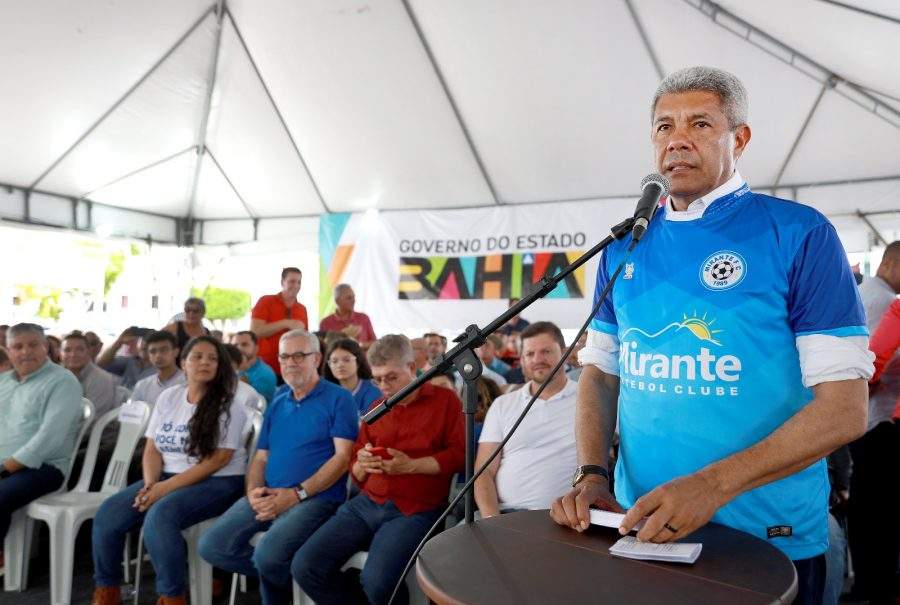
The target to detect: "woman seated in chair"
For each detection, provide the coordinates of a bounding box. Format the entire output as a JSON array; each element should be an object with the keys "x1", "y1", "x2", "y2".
[{"x1": 91, "y1": 336, "x2": 248, "y2": 605}]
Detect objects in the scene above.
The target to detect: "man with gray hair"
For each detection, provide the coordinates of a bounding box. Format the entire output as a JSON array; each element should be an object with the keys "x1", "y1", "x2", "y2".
[
  {"x1": 0, "y1": 323, "x2": 83, "y2": 545},
  {"x1": 294, "y1": 334, "x2": 464, "y2": 605},
  {"x1": 551, "y1": 66, "x2": 872, "y2": 604},
  {"x1": 318, "y1": 284, "x2": 376, "y2": 348},
  {"x1": 199, "y1": 329, "x2": 358, "y2": 604}
]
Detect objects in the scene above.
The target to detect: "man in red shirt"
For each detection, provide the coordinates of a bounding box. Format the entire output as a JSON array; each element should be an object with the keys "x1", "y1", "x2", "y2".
[
  {"x1": 251, "y1": 267, "x2": 308, "y2": 378},
  {"x1": 318, "y1": 284, "x2": 376, "y2": 348},
  {"x1": 292, "y1": 334, "x2": 464, "y2": 605}
]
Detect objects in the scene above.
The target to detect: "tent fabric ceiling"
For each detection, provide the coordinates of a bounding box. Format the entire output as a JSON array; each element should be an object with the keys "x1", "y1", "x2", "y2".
[{"x1": 1, "y1": 0, "x2": 898, "y2": 227}]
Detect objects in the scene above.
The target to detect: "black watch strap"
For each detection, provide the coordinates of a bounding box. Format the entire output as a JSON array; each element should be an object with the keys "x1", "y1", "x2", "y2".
[{"x1": 574, "y1": 464, "x2": 608, "y2": 485}]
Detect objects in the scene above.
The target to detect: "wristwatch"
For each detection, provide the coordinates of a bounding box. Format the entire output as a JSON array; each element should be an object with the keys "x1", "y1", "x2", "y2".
[
  {"x1": 572, "y1": 465, "x2": 608, "y2": 487},
  {"x1": 294, "y1": 484, "x2": 309, "y2": 503}
]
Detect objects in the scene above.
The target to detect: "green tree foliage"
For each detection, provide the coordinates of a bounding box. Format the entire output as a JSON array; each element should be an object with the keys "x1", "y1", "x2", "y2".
[
  {"x1": 104, "y1": 251, "x2": 125, "y2": 297},
  {"x1": 191, "y1": 285, "x2": 251, "y2": 321}
]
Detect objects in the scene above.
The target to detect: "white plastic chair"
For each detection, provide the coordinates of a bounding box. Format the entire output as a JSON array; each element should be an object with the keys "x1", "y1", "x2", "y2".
[
  {"x1": 133, "y1": 409, "x2": 263, "y2": 605},
  {"x1": 290, "y1": 550, "x2": 427, "y2": 605},
  {"x1": 115, "y1": 385, "x2": 132, "y2": 404},
  {"x1": 3, "y1": 397, "x2": 95, "y2": 594}
]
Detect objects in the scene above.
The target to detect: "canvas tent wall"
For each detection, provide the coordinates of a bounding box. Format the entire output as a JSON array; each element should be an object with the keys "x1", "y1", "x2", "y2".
[{"x1": 1, "y1": 0, "x2": 899, "y2": 253}]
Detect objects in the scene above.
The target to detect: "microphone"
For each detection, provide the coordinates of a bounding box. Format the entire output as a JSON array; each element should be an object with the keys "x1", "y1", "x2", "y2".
[{"x1": 631, "y1": 173, "x2": 669, "y2": 243}]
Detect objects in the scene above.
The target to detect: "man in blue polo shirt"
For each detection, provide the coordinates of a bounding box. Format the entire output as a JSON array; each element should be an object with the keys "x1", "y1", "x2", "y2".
[
  {"x1": 550, "y1": 67, "x2": 873, "y2": 605},
  {"x1": 199, "y1": 329, "x2": 357, "y2": 605}
]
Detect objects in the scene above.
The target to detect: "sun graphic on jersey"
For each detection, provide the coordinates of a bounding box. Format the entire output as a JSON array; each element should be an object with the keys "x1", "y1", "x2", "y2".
[{"x1": 678, "y1": 311, "x2": 723, "y2": 345}]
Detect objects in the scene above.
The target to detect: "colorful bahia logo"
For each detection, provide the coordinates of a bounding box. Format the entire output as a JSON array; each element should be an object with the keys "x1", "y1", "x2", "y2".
[{"x1": 618, "y1": 312, "x2": 742, "y2": 397}]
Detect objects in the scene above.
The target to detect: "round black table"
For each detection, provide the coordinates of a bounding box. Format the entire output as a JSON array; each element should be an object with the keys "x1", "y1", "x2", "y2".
[{"x1": 416, "y1": 510, "x2": 798, "y2": 604}]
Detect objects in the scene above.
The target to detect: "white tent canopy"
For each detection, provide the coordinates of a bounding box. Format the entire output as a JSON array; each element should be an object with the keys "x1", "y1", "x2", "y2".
[{"x1": 1, "y1": 0, "x2": 899, "y2": 252}]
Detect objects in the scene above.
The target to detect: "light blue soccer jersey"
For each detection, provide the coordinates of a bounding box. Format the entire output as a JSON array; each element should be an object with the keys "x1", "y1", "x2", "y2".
[{"x1": 590, "y1": 183, "x2": 866, "y2": 560}]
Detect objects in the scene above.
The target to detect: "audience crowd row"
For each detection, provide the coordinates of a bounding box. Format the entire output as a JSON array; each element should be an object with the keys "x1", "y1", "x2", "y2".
[{"x1": 1, "y1": 259, "x2": 897, "y2": 604}]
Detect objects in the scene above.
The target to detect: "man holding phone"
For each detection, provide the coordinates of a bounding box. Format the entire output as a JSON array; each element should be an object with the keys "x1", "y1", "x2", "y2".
[{"x1": 293, "y1": 334, "x2": 465, "y2": 605}]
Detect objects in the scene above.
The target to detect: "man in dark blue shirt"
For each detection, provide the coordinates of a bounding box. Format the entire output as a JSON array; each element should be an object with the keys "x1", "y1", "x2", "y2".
[{"x1": 199, "y1": 329, "x2": 358, "y2": 605}]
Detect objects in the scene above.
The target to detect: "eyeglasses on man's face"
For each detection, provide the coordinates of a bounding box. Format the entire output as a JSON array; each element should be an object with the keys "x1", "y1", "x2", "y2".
[{"x1": 279, "y1": 351, "x2": 318, "y2": 363}]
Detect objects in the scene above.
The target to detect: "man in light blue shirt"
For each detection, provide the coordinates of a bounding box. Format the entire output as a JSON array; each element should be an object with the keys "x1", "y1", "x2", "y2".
[
  {"x1": 236, "y1": 330, "x2": 277, "y2": 403},
  {"x1": 0, "y1": 323, "x2": 83, "y2": 543}
]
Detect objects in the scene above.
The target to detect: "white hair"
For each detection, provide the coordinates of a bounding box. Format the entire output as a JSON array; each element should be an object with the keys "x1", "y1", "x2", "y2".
[
  {"x1": 279, "y1": 328, "x2": 319, "y2": 353},
  {"x1": 652, "y1": 66, "x2": 748, "y2": 129}
]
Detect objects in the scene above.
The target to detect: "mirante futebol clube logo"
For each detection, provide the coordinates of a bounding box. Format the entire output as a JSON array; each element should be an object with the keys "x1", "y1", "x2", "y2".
[{"x1": 618, "y1": 311, "x2": 742, "y2": 397}]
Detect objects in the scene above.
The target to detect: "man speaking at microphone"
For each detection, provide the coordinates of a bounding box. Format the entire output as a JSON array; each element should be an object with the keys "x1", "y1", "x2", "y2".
[{"x1": 550, "y1": 66, "x2": 873, "y2": 604}]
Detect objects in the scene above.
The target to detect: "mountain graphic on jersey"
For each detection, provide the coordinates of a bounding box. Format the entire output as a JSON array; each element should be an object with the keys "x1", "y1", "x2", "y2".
[{"x1": 618, "y1": 311, "x2": 742, "y2": 397}]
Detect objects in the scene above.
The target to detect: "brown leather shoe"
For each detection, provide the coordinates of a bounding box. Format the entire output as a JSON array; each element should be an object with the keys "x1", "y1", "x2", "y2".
[
  {"x1": 91, "y1": 586, "x2": 122, "y2": 605},
  {"x1": 155, "y1": 596, "x2": 187, "y2": 605}
]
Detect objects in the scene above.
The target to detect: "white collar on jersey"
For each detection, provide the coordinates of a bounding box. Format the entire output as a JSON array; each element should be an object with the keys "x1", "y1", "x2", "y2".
[{"x1": 664, "y1": 170, "x2": 745, "y2": 222}]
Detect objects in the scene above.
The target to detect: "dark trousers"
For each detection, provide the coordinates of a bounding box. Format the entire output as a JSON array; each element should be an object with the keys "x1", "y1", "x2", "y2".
[
  {"x1": 793, "y1": 554, "x2": 826, "y2": 605},
  {"x1": 847, "y1": 421, "x2": 900, "y2": 604},
  {"x1": 0, "y1": 464, "x2": 64, "y2": 541}
]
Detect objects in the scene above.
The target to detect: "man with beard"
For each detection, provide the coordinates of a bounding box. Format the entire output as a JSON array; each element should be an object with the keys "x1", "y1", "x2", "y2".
[{"x1": 474, "y1": 322, "x2": 577, "y2": 517}]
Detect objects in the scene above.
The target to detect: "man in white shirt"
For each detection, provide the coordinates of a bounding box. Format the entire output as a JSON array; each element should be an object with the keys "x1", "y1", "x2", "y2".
[
  {"x1": 131, "y1": 331, "x2": 185, "y2": 406},
  {"x1": 475, "y1": 321, "x2": 577, "y2": 516}
]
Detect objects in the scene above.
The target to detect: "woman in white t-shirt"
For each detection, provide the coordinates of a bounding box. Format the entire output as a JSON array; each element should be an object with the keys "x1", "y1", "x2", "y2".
[{"x1": 91, "y1": 336, "x2": 248, "y2": 605}]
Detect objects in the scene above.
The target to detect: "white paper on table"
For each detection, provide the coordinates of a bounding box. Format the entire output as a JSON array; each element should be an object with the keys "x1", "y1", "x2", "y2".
[{"x1": 609, "y1": 535, "x2": 702, "y2": 564}]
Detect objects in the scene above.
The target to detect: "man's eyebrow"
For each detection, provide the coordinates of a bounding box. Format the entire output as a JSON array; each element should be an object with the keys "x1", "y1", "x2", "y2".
[{"x1": 653, "y1": 112, "x2": 714, "y2": 124}]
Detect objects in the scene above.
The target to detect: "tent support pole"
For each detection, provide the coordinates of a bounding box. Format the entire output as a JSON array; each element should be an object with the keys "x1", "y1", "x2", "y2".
[
  {"x1": 815, "y1": 0, "x2": 900, "y2": 27},
  {"x1": 856, "y1": 210, "x2": 888, "y2": 247},
  {"x1": 400, "y1": 0, "x2": 502, "y2": 205},
  {"x1": 772, "y1": 78, "x2": 833, "y2": 189},
  {"x1": 187, "y1": 1, "x2": 226, "y2": 220},
  {"x1": 28, "y1": 6, "x2": 216, "y2": 190},
  {"x1": 623, "y1": 0, "x2": 664, "y2": 79},
  {"x1": 687, "y1": 0, "x2": 900, "y2": 130},
  {"x1": 205, "y1": 147, "x2": 257, "y2": 219},
  {"x1": 224, "y1": 9, "x2": 332, "y2": 213}
]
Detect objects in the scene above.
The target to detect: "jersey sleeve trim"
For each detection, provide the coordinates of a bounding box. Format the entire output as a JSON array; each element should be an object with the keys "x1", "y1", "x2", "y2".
[
  {"x1": 795, "y1": 326, "x2": 868, "y2": 338},
  {"x1": 578, "y1": 328, "x2": 620, "y2": 376},
  {"x1": 589, "y1": 318, "x2": 618, "y2": 335}
]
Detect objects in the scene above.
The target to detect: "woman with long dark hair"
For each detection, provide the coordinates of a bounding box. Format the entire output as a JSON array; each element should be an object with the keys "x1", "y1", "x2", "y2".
[
  {"x1": 323, "y1": 338, "x2": 381, "y2": 416},
  {"x1": 91, "y1": 336, "x2": 248, "y2": 605}
]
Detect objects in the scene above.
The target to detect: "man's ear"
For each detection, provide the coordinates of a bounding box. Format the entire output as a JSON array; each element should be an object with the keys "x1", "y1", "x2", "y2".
[{"x1": 732, "y1": 124, "x2": 751, "y2": 161}]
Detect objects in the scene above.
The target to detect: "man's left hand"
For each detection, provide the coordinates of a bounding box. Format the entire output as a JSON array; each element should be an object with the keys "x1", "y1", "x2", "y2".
[
  {"x1": 380, "y1": 449, "x2": 418, "y2": 475},
  {"x1": 254, "y1": 487, "x2": 297, "y2": 521},
  {"x1": 618, "y1": 471, "x2": 728, "y2": 543}
]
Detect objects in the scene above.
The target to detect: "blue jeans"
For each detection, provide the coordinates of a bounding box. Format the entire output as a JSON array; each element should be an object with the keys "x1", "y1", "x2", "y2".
[
  {"x1": 0, "y1": 464, "x2": 63, "y2": 541},
  {"x1": 198, "y1": 495, "x2": 339, "y2": 605},
  {"x1": 293, "y1": 494, "x2": 441, "y2": 605},
  {"x1": 92, "y1": 473, "x2": 244, "y2": 597},
  {"x1": 823, "y1": 513, "x2": 847, "y2": 605},
  {"x1": 793, "y1": 553, "x2": 827, "y2": 605}
]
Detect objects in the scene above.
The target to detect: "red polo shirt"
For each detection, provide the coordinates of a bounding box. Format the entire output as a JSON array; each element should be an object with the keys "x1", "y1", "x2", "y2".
[
  {"x1": 252, "y1": 293, "x2": 308, "y2": 376},
  {"x1": 319, "y1": 310, "x2": 376, "y2": 343},
  {"x1": 353, "y1": 383, "x2": 464, "y2": 515}
]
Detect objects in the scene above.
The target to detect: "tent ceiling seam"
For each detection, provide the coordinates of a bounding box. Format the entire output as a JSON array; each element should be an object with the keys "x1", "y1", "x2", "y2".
[
  {"x1": 27, "y1": 5, "x2": 217, "y2": 191},
  {"x1": 204, "y1": 146, "x2": 258, "y2": 219},
  {"x1": 400, "y1": 0, "x2": 502, "y2": 206},
  {"x1": 224, "y1": 8, "x2": 332, "y2": 214},
  {"x1": 687, "y1": 0, "x2": 900, "y2": 131},
  {"x1": 623, "y1": 0, "x2": 665, "y2": 80},
  {"x1": 78, "y1": 145, "x2": 197, "y2": 202},
  {"x1": 772, "y1": 79, "x2": 832, "y2": 190},
  {"x1": 187, "y1": 1, "x2": 226, "y2": 220},
  {"x1": 814, "y1": 0, "x2": 900, "y2": 27}
]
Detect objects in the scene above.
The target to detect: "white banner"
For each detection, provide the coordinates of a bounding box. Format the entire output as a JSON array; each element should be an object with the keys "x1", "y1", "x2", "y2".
[{"x1": 318, "y1": 198, "x2": 634, "y2": 335}]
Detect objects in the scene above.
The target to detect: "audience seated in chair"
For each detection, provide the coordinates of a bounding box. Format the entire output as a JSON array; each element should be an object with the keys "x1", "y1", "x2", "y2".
[
  {"x1": 0, "y1": 346, "x2": 11, "y2": 373},
  {"x1": 84, "y1": 331, "x2": 104, "y2": 363},
  {"x1": 292, "y1": 334, "x2": 464, "y2": 605},
  {"x1": 0, "y1": 324, "x2": 8, "y2": 349},
  {"x1": 323, "y1": 337, "x2": 381, "y2": 417},
  {"x1": 131, "y1": 331, "x2": 185, "y2": 407},
  {"x1": 234, "y1": 330, "x2": 277, "y2": 403},
  {"x1": 62, "y1": 331, "x2": 119, "y2": 420},
  {"x1": 422, "y1": 332, "x2": 447, "y2": 368},
  {"x1": 163, "y1": 297, "x2": 210, "y2": 357},
  {"x1": 98, "y1": 327, "x2": 156, "y2": 389},
  {"x1": 476, "y1": 334, "x2": 511, "y2": 379},
  {"x1": 319, "y1": 284, "x2": 377, "y2": 349},
  {"x1": 224, "y1": 343, "x2": 265, "y2": 411},
  {"x1": 199, "y1": 329, "x2": 358, "y2": 605},
  {"x1": 0, "y1": 323, "x2": 83, "y2": 549},
  {"x1": 475, "y1": 322, "x2": 579, "y2": 517},
  {"x1": 90, "y1": 336, "x2": 248, "y2": 605}
]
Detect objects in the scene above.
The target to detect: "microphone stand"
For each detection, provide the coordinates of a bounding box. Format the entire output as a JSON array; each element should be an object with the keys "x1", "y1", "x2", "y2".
[{"x1": 363, "y1": 216, "x2": 636, "y2": 524}]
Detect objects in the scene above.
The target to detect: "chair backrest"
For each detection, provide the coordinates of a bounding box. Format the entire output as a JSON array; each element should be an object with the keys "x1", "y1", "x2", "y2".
[
  {"x1": 72, "y1": 400, "x2": 151, "y2": 493},
  {"x1": 115, "y1": 385, "x2": 132, "y2": 404},
  {"x1": 244, "y1": 409, "x2": 264, "y2": 463},
  {"x1": 61, "y1": 398, "x2": 95, "y2": 487}
]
